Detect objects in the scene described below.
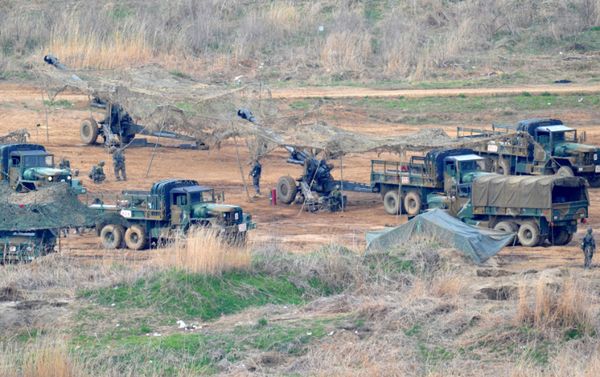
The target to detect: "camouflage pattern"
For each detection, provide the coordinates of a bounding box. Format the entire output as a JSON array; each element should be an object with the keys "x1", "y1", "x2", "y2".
[
  {"x1": 89, "y1": 162, "x2": 106, "y2": 183},
  {"x1": 111, "y1": 147, "x2": 127, "y2": 181},
  {"x1": 250, "y1": 160, "x2": 261, "y2": 194},
  {"x1": 582, "y1": 227, "x2": 595, "y2": 268}
]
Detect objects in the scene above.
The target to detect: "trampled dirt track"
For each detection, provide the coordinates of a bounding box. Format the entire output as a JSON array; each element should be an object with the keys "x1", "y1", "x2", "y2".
[{"x1": 1, "y1": 82, "x2": 599, "y2": 271}]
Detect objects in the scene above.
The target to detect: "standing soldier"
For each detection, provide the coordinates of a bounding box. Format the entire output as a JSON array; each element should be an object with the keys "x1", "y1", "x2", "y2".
[
  {"x1": 111, "y1": 146, "x2": 127, "y2": 181},
  {"x1": 249, "y1": 159, "x2": 262, "y2": 196},
  {"x1": 58, "y1": 157, "x2": 71, "y2": 170},
  {"x1": 581, "y1": 227, "x2": 595, "y2": 269},
  {"x1": 88, "y1": 161, "x2": 106, "y2": 183}
]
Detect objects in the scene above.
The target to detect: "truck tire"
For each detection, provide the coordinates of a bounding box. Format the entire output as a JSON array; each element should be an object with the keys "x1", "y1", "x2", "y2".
[
  {"x1": 383, "y1": 190, "x2": 402, "y2": 215},
  {"x1": 517, "y1": 221, "x2": 540, "y2": 247},
  {"x1": 80, "y1": 118, "x2": 99, "y2": 145},
  {"x1": 124, "y1": 225, "x2": 147, "y2": 250},
  {"x1": 551, "y1": 227, "x2": 573, "y2": 246},
  {"x1": 494, "y1": 221, "x2": 518, "y2": 233},
  {"x1": 100, "y1": 224, "x2": 124, "y2": 249},
  {"x1": 404, "y1": 190, "x2": 422, "y2": 217},
  {"x1": 556, "y1": 166, "x2": 574, "y2": 177},
  {"x1": 495, "y1": 159, "x2": 511, "y2": 175},
  {"x1": 277, "y1": 176, "x2": 297, "y2": 204}
]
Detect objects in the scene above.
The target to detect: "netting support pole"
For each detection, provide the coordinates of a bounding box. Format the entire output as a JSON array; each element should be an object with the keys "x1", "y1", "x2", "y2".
[
  {"x1": 233, "y1": 131, "x2": 251, "y2": 202},
  {"x1": 340, "y1": 154, "x2": 344, "y2": 213},
  {"x1": 40, "y1": 89, "x2": 50, "y2": 142}
]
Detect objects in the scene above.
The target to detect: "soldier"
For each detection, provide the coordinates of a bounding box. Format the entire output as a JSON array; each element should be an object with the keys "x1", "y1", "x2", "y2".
[
  {"x1": 329, "y1": 185, "x2": 343, "y2": 212},
  {"x1": 581, "y1": 227, "x2": 595, "y2": 269},
  {"x1": 58, "y1": 157, "x2": 71, "y2": 170},
  {"x1": 88, "y1": 161, "x2": 106, "y2": 183},
  {"x1": 249, "y1": 159, "x2": 262, "y2": 196},
  {"x1": 111, "y1": 146, "x2": 127, "y2": 181}
]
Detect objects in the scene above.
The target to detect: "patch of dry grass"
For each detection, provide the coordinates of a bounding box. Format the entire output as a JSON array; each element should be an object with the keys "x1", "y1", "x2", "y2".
[
  {"x1": 0, "y1": 338, "x2": 78, "y2": 377},
  {"x1": 154, "y1": 227, "x2": 251, "y2": 275}
]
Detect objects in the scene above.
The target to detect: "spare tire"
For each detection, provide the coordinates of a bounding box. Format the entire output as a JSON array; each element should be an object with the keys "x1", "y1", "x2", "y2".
[
  {"x1": 383, "y1": 190, "x2": 402, "y2": 215},
  {"x1": 495, "y1": 159, "x2": 511, "y2": 175},
  {"x1": 277, "y1": 176, "x2": 297, "y2": 204},
  {"x1": 100, "y1": 224, "x2": 124, "y2": 249},
  {"x1": 556, "y1": 165, "x2": 574, "y2": 177},
  {"x1": 80, "y1": 118, "x2": 99, "y2": 145},
  {"x1": 403, "y1": 190, "x2": 422, "y2": 217},
  {"x1": 124, "y1": 225, "x2": 147, "y2": 250}
]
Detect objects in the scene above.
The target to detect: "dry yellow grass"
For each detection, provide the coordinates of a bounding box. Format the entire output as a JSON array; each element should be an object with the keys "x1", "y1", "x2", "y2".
[
  {"x1": 47, "y1": 24, "x2": 151, "y2": 69},
  {"x1": 155, "y1": 227, "x2": 251, "y2": 275},
  {"x1": 320, "y1": 31, "x2": 371, "y2": 72},
  {"x1": 0, "y1": 339, "x2": 77, "y2": 377}
]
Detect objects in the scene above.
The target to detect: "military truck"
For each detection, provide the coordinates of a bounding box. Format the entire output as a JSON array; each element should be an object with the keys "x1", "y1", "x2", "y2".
[
  {"x1": 371, "y1": 149, "x2": 589, "y2": 246},
  {"x1": 91, "y1": 179, "x2": 255, "y2": 250},
  {"x1": 0, "y1": 144, "x2": 84, "y2": 193},
  {"x1": 458, "y1": 119, "x2": 600, "y2": 186},
  {"x1": 0, "y1": 230, "x2": 56, "y2": 263}
]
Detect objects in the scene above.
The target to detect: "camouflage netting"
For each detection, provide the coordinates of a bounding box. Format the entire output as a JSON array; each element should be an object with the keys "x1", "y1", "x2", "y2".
[
  {"x1": 36, "y1": 60, "x2": 512, "y2": 159},
  {"x1": 0, "y1": 184, "x2": 98, "y2": 231},
  {"x1": 0, "y1": 129, "x2": 30, "y2": 144}
]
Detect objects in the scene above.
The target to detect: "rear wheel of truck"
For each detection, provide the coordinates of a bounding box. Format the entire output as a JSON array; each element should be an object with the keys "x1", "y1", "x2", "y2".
[
  {"x1": 556, "y1": 166, "x2": 574, "y2": 177},
  {"x1": 277, "y1": 176, "x2": 297, "y2": 204},
  {"x1": 383, "y1": 190, "x2": 402, "y2": 215},
  {"x1": 493, "y1": 221, "x2": 518, "y2": 244},
  {"x1": 404, "y1": 191, "x2": 422, "y2": 217},
  {"x1": 517, "y1": 221, "x2": 540, "y2": 247},
  {"x1": 100, "y1": 224, "x2": 124, "y2": 249},
  {"x1": 80, "y1": 118, "x2": 99, "y2": 145},
  {"x1": 124, "y1": 225, "x2": 147, "y2": 250},
  {"x1": 551, "y1": 227, "x2": 573, "y2": 246}
]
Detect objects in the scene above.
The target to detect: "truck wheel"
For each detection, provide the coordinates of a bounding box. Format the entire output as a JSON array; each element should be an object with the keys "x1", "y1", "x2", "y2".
[
  {"x1": 124, "y1": 225, "x2": 147, "y2": 250},
  {"x1": 551, "y1": 227, "x2": 573, "y2": 246},
  {"x1": 588, "y1": 176, "x2": 600, "y2": 188},
  {"x1": 277, "y1": 176, "x2": 297, "y2": 204},
  {"x1": 100, "y1": 224, "x2": 124, "y2": 249},
  {"x1": 404, "y1": 191, "x2": 422, "y2": 217},
  {"x1": 494, "y1": 221, "x2": 518, "y2": 233},
  {"x1": 80, "y1": 118, "x2": 99, "y2": 145},
  {"x1": 517, "y1": 221, "x2": 540, "y2": 247},
  {"x1": 556, "y1": 166, "x2": 574, "y2": 177},
  {"x1": 383, "y1": 190, "x2": 402, "y2": 215},
  {"x1": 495, "y1": 159, "x2": 510, "y2": 175}
]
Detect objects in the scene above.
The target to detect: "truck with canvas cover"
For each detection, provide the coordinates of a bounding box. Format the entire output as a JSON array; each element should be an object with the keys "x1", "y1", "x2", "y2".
[
  {"x1": 370, "y1": 148, "x2": 477, "y2": 216},
  {"x1": 0, "y1": 143, "x2": 84, "y2": 193},
  {"x1": 458, "y1": 119, "x2": 600, "y2": 186},
  {"x1": 91, "y1": 179, "x2": 255, "y2": 250},
  {"x1": 372, "y1": 150, "x2": 589, "y2": 246}
]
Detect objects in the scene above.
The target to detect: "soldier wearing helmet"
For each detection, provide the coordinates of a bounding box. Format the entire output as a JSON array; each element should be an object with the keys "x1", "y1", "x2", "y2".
[
  {"x1": 88, "y1": 161, "x2": 106, "y2": 183},
  {"x1": 581, "y1": 226, "x2": 595, "y2": 269}
]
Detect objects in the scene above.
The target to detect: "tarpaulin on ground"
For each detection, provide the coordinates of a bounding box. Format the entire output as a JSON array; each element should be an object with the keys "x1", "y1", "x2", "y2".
[
  {"x1": 365, "y1": 209, "x2": 514, "y2": 264},
  {"x1": 471, "y1": 175, "x2": 588, "y2": 209},
  {"x1": 0, "y1": 184, "x2": 98, "y2": 231}
]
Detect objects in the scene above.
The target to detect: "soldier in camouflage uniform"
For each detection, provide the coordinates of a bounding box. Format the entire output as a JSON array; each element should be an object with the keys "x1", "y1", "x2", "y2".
[
  {"x1": 58, "y1": 157, "x2": 71, "y2": 170},
  {"x1": 111, "y1": 146, "x2": 127, "y2": 181},
  {"x1": 581, "y1": 227, "x2": 595, "y2": 269},
  {"x1": 88, "y1": 161, "x2": 106, "y2": 183},
  {"x1": 249, "y1": 159, "x2": 262, "y2": 196}
]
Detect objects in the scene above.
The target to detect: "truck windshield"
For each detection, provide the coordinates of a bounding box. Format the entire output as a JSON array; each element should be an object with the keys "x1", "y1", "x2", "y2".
[
  {"x1": 202, "y1": 190, "x2": 216, "y2": 203},
  {"x1": 23, "y1": 154, "x2": 54, "y2": 168},
  {"x1": 459, "y1": 160, "x2": 483, "y2": 172},
  {"x1": 552, "y1": 131, "x2": 576, "y2": 142}
]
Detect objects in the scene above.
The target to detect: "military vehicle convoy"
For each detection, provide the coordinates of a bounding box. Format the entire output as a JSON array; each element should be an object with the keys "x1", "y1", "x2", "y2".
[
  {"x1": 371, "y1": 148, "x2": 589, "y2": 246},
  {"x1": 458, "y1": 118, "x2": 600, "y2": 186},
  {"x1": 91, "y1": 179, "x2": 255, "y2": 250},
  {"x1": 0, "y1": 143, "x2": 84, "y2": 193}
]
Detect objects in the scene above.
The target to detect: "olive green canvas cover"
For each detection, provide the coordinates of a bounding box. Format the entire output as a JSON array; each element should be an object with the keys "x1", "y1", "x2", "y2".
[{"x1": 471, "y1": 175, "x2": 586, "y2": 209}]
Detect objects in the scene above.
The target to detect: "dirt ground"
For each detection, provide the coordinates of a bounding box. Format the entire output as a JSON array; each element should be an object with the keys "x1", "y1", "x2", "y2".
[{"x1": 1, "y1": 82, "x2": 600, "y2": 272}]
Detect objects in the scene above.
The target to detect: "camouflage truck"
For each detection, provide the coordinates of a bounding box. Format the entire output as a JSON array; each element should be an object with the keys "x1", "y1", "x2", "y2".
[
  {"x1": 458, "y1": 119, "x2": 600, "y2": 186},
  {"x1": 0, "y1": 230, "x2": 57, "y2": 263},
  {"x1": 0, "y1": 143, "x2": 84, "y2": 193},
  {"x1": 371, "y1": 150, "x2": 589, "y2": 246},
  {"x1": 91, "y1": 179, "x2": 255, "y2": 249}
]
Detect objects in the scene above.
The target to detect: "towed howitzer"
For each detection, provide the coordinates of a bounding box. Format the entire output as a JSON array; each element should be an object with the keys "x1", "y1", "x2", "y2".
[
  {"x1": 276, "y1": 146, "x2": 374, "y2": 211},
  {"x1": 43, "y1": 55, "x2": 208, "y2": 149}
]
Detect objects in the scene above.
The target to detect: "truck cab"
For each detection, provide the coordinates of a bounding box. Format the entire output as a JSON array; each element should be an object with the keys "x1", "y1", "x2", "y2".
[
  {"x1": 0, "y1": 144, "x2": 84, "y2": 193},
  {"x1": 442, "y1": 154, "x2": 488, "y2": 197}
]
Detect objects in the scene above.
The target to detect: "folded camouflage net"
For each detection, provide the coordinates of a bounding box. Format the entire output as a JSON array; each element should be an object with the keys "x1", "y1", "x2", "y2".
[{"x1": 0, "y1": 184, "x2": 98, "y2": 231}]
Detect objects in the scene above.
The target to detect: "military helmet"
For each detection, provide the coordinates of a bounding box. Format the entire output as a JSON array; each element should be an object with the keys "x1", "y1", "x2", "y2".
[
  {"x1": 99, "y1": 161, "x2": 105, "y2": 166},
  {"x1": 587, "y1": 226, "x2": 593, "y2": 233}
]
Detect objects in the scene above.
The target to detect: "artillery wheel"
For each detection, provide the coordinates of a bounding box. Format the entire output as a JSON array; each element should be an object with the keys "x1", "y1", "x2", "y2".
[
  {"x1": 277, "y1": 176, "x2": 297, "y2": 204},
  {"x1": 80, "y1": 118, "x2": 99, "y2": 145},
  {"x1": 495, "y1": 159, "x2": 511, "y2": 175},
  {"x1": 100, "y1": 224, "x2": 124, "y2": 249},
  {"x1": 493, "y1": 221, "x2": 518, "y2": 244},
  {"x1": 404, "y1": 190, "x2": 422, "y2": 217},
  {"x1": 517, "y1": 221, "x2": 540, "y2": 247},
  {"x1": 551, "y1": 227, "x2": 573, "y2": 246},
  {"x1": 383, "y1": 190, "x2": 402, "y2": 215},
  {"x1": 124, "y1": 225, "x2": 147, "y2": 250},
  {"x1": 556, "y1": 166, "x2": 574, "y2": 177}
]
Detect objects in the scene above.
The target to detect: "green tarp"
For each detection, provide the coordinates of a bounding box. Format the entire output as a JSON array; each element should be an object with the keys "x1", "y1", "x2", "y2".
[{"x1": 366, "y1": 209, "x2": 515, "y2": 264}]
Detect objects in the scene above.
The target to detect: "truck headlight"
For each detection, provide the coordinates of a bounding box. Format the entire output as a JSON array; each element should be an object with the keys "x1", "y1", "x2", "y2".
[
  {"x1": 47, "y1": 176, "x2": 53, "y2": 182},
  {"x1": 67, "y1": 175, "x2": 72, "y2": 180},
  {"x1": 9, "y1": 246, "x2": 16, "y2": 252}
]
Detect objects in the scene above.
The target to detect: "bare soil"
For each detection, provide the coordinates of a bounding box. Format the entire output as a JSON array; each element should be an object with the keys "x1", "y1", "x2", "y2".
[{"x1": 1, "y1": 82, "x2": 600, "y2": 272}]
